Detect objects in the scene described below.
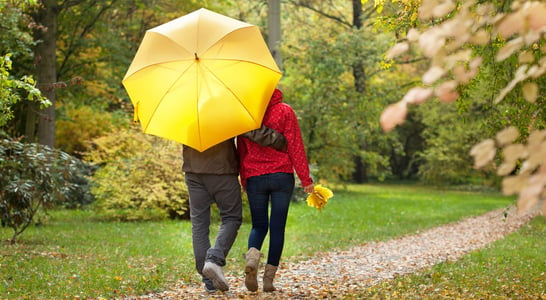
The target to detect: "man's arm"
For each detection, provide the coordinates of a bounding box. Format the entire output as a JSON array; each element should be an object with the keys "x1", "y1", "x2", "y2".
[{"x1": 241, "y1": 125, "x2": 287, "y2": 151}]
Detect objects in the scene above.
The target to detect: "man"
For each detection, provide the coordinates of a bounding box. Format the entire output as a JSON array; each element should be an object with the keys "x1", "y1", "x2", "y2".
[{"x1": 182, "y1": 125, "x2": 286, "y2": 293}]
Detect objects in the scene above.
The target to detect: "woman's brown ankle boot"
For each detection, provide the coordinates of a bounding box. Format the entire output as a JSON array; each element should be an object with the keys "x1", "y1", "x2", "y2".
[{"x1": 263, "y1": 264, "x2": 278, "y2": 292}]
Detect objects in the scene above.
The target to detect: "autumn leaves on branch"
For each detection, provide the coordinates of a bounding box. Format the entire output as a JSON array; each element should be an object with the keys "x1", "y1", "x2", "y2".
[{"x1": 380, "y1": 0, "x2": 546, "y2": 216}]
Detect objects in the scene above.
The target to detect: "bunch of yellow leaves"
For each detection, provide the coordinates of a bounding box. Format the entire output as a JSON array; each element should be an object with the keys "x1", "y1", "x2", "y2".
[{"x1": 306, "y1": 184, "x2": 333, "y2": 212}]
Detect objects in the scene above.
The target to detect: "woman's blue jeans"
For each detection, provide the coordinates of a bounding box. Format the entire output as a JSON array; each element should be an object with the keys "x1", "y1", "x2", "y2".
[{"x1": 246, "y1": 172, "x2": 294, "y2": 266}]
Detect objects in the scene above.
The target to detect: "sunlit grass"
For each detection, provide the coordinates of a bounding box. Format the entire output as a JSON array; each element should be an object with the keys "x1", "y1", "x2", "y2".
[
  {"x1": 358, "y1": 217, "x2": 546, "y2": 299},
  {"x1": 0, "y1": 183, "x2": 516, "y2": 299},
  {"x1": 280, "y1": 183, "x2": 513, "y2": 257},
  {"x1": 1, "y1": 212, "x2": 195, "y2": 299}
]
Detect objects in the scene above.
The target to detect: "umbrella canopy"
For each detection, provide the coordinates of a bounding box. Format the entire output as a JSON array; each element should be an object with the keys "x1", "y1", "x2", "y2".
[{"x1": 122, "y1": 8, "x2": 282, "y2": 152}]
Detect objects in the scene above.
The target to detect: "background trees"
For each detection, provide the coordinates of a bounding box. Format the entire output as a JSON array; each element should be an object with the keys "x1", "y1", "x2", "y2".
[
  {"x1": 281, "y1": 0, "x2": 400, "y2": 183},
  {"x1": 0, "y1": 2, "x2": 49, "y2": 128},
  {"x1": 1, "y1": 0, "x2": 544, "y2": 230},
  {"x1": 381, "y1": 0, "x2": 545, "y2": 214}
]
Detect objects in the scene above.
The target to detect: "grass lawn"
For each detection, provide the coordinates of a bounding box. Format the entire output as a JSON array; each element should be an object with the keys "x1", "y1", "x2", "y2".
[
  {"x1": 0, "y1": 183, "x2": 532, "y2": 299},
  {"x1": 358, "y1": 217, "x2": 546, "y2": 299}
]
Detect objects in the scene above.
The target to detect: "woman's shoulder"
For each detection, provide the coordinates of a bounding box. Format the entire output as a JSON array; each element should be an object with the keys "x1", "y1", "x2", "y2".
[{"x1": 270, "y1": 102, "x2": 294, "y2": 114}]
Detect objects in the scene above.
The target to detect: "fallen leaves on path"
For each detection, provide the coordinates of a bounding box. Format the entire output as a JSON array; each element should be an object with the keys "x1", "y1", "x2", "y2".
[{"x1": 126, "y1": 207, "x2": 537, "y2": 299}]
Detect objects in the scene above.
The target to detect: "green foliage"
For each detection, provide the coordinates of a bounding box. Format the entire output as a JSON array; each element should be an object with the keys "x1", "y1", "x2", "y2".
[
  {"x1": 366, "y1": 71, "x2": 422, "y2": 180},
  {"x1": 55, "y1": 0, "x2": 207, "y2": 111},
  {"x1": 55, "y1": 105, "x2": 117, "y2": 157},
  {"x1": 0, "y1": 1, "x2": 49, "y2": 136},
  {"x1": 415, "y1": 39, "x2": 545, "y2": 186},
  {"x1": 415, "y1": 100, "x2": 483, "y2": 184},
  {"x1": 85, "y1": 127, "x2": 188, "y2": 221},
  {"x1": 0, "y1": 134, "x2": 83, "y2": 243},
  {"x1": 282, "y1": 14, "x2": 395, "y2": 182},
  {"x1": 459, "y1": 42, "x2": 546, "y2": 140},
  {"x1": 0, "y1": 2, "x2": 35, "y2": 60},
  {"x1": 0, "y1": 54, "x2": 49, "y2": 127}
]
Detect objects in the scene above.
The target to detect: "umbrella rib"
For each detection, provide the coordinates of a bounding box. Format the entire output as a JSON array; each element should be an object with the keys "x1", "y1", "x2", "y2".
[
  {"x1": 199, "y1": 61, "x2": 258, "y2": 123},
  {"x1": 205, "y1": 57, "x2": 281, "y2": 74},
  {"x1": 194, "y1": 64, "x2": 202, "y2": 148},
  {"x1": 200, "y1": 59, "x2": 281, "y2": 124},
  {"x1": 141, "y1": 62, "x2": 195, "y2": 135}
]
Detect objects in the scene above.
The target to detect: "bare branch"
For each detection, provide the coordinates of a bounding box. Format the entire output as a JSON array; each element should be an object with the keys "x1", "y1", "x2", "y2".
[{"x1": 288, "y1": 0, "x2": 353, "y2": 28}]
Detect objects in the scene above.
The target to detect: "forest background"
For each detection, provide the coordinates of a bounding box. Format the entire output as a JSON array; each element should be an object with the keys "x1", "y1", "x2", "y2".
[{"x1": 1, "y1": 0, "x2": 545, "y2": 235}]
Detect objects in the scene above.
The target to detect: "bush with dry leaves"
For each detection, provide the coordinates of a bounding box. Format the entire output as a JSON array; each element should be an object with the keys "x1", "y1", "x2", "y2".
[{"x1": 381, "y1": 0, "x2": 545, "y2": 216}]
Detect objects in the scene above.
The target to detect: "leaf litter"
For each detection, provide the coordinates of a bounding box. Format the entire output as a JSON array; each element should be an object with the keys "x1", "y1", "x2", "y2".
[{"x1": 125, "y1": 207, "x2": 538, "y2": 299}]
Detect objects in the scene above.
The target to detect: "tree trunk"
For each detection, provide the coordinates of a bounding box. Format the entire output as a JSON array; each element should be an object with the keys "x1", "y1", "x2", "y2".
[
  {"x1": 268, "y1": 0, "x2": 282, "y2": 70},
  {"x1": 351, "y1": 0, "x2": 368, "y2": 183},
  {"x1": 24, "y1": 102, "x2": 38, "y2": 143},
  {"x1": 32, "y1": 1, "x2": 59, "y2": 147}
]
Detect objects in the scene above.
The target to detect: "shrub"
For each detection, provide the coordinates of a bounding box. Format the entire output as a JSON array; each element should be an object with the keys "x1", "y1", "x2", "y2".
[
  {"x1": 55, "y1": 105, "x2": 116, "y2": 157},
  {"x1": 85, "y1": 127, "x2": 189, "y2": 221},
  {"x1": 0, "y1": 134, "x2": 84, "y2": 243}
]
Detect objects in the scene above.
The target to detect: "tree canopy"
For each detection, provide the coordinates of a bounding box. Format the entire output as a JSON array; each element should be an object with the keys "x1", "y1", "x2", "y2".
[{"x1": 0, "y1": 0, "x2": 544, "y2": 218}]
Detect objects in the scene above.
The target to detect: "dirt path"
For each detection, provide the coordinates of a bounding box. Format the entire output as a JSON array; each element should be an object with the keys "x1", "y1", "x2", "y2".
[{"x1": 128, "y1": 207, "x2": 537, "y2": 299}]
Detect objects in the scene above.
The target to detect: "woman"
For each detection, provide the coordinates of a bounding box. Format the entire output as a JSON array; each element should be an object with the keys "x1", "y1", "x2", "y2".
[{"x1": 238, "y1": 88, "x2": 314, "y2": 292}]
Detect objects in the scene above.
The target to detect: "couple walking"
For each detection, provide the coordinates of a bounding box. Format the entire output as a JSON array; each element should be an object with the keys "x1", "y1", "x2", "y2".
[{"x1": 182, "y1": 88, "x2": 314, "y2": 293}]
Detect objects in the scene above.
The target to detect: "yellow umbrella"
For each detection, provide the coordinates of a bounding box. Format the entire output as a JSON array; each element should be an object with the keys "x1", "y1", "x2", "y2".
[{"x1": 122, "y1": 8, "x2": 282, "y2": 151}]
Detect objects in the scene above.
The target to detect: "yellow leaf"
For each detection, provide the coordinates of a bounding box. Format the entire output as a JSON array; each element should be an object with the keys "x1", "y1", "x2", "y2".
[
  {"x1": 402, "y1": 87, "x2": 433, "y2": 105},
  {"x1": 503, "y1": 143, "x2": 527, "y2": 163},
  {"x1": 503, "y1": 175, "x2": 528, "y2": 196},
  {"x1": 422, "y1": 66, "x2": 445, "y2": 85},
  {"x1": 435, "y1": 80, "x2": 459, "y2": 103},
  {"x1": 419, "y1": 28, "x2": 445, "y2": 58},
  {"x1": 527, "y1": 2, "x2": 546, "y2": 31},
  {"x1": 497, "y1": 161, "x2": 516, "y2": 176},
  {"x1": 522, "y1": 82, "x2": 538, "y2": 103},
  {"x1": 518, "y1": 51, "x2": 534, "y2": 64},
  {"x1": 407, "y1": 28, "x2": 420, "y2": 42},
  {"x1": 306, "y1": 185, "x2": 334, "y2": 212},
  {"x1": 496, "y1": 38, "x2": 524, "y2": 62},
  {"x1": 494, "y1": 65, "x2": 528, "y2": 103},
  {"x1": 496, "y1": 126, "x2": 519, "y2": 146},
  {"x1": 526, "y1": 140, "x2": 546, "y2": 170},
  {"x1": 445, "y1": 50, "x2": 472, "y2": 68},
  {"x1": 527, "y1": 64, "x2": 546, "y2": 79},
  {"x1": 386, "y1": 42, "x2": 409, "y2": 59},
  {"x1": 517, "y1": 178, "x2": 543, "y2": 215},
  {"x1": 497, "y1": 11, "x2": 524, "y2": 39},
  {"x1": 469, "y1": 139, "x2": 496, "y2": 169},
  {"x1": 470, "y1": 29, "x2": 489, "y2": 45},
  {"x1": 469, "y1": 57, "x2": 483, "y2": 70},
  {"x1": 453, "y1": 65, "x2": 476, "y2": 84},
  {"x1": 418, "y1": 0, "x2": 437, "y2": 20},
  {"x1": 432, "y1": 0, "x2": 455, "y2": 18},
  {"x1": 380, "y1": 102, "x2": 408, "y2": 132},
  {"x1": 528, "y1": 130, "x2": 546, "y2": 149}
]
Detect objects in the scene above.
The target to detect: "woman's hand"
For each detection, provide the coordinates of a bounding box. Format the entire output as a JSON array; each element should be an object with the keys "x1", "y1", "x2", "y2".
[{"x1": 303, "y1": 184, "x2": 314, "y2": 194}]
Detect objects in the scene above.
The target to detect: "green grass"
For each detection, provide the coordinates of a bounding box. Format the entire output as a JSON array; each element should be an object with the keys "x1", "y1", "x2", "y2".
[
  {"x1": 357, "y1": 217, "x2": 546, "y2": 299},
  {"x1": 1, "y1": 210, "x2": 195, "y2": 299},
  {"x1": 0, "y1": 183, "x2": 522, "y2": 299}
]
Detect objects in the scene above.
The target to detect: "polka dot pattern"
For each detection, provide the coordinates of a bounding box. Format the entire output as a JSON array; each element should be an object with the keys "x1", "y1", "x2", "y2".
[{"x1": 238, "y1": 90, "x2": 312, "y2": 188}]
